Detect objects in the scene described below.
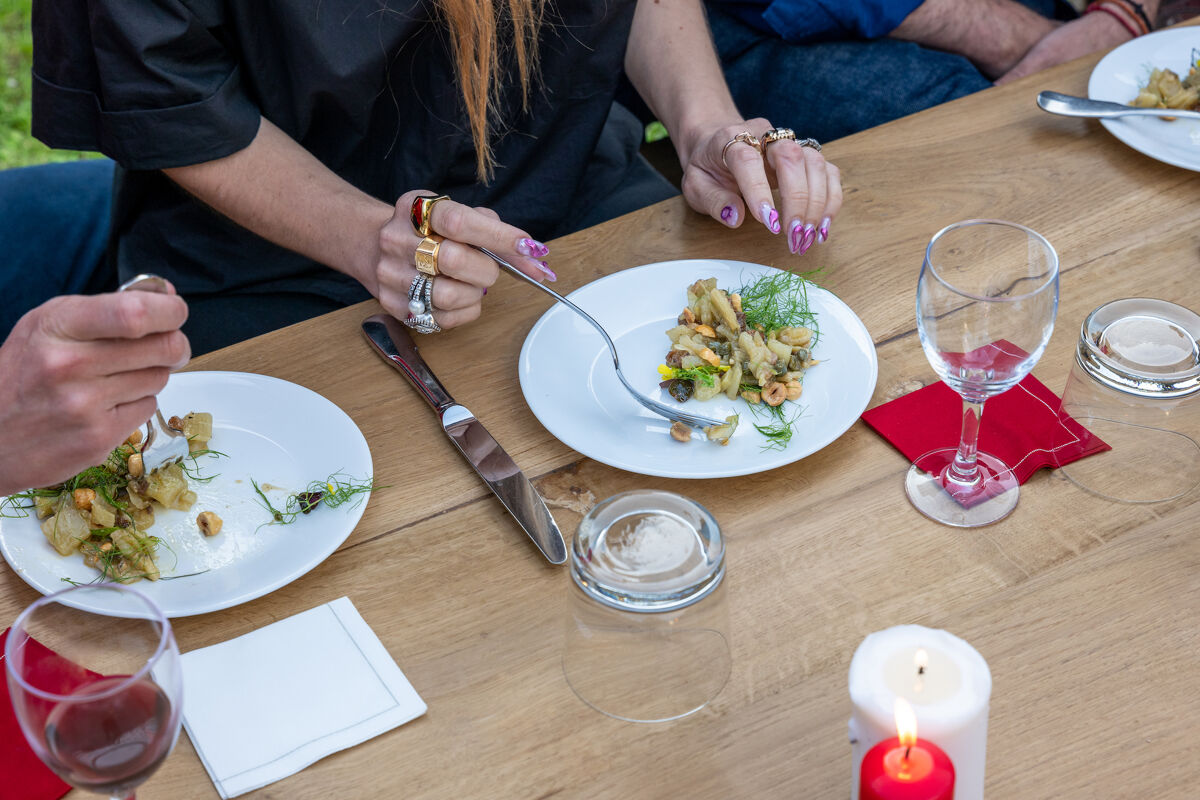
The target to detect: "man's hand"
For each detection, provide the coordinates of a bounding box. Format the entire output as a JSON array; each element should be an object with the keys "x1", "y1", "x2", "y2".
[
  {"x1": 996, "y1": 12, "x2": 1134, "y2": 85},
  {"x1": 0, "y1": 290, "x2": 190, "y2": 495}
]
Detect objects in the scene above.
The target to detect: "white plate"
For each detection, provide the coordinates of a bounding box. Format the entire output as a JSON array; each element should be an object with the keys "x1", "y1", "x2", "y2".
[
  {"x1": 0, "y1": 372, "x2": 373, "y2": 617},
  {"x1": 518, "y1": 259, "x2": 878, "y2": 478},
  {"x1": 1088, "y1": 28, "x2": 1200, "y2": 171}
]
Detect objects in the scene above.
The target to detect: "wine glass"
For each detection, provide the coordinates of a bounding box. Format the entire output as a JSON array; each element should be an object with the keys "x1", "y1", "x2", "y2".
[
  {"x1": 4, "y1": 584, "x2": 183, "y2": 800},
  {"x1": 905, "y1": 220, "x2": 1059, "y2": 527}
]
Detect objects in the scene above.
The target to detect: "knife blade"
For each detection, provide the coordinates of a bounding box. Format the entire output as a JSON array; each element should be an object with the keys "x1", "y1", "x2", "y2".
[{"x1": 361, "y1": 313, "x2": 567, "y2": 564}]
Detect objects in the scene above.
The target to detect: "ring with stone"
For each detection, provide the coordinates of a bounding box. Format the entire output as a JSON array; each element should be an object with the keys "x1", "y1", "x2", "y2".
[
  {"x1": 407, "y1": 275, "x2": 432, "y2": 316},
  {"x1": 796, "y1": 137, "x2": 822, "y2": 152},
  {"x1": 761, "y1": 128, "x2": 797, "y2": 149}
]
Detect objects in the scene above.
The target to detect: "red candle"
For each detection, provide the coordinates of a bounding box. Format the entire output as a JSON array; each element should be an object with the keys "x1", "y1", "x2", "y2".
[{"x1": 860, "y1": 698, "x2": 955, "y2": 800}]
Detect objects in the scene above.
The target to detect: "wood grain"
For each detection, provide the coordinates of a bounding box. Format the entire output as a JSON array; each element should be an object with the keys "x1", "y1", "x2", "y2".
[{"x1": 6, "y1": 31, "x2": 1198, "y2": 800}]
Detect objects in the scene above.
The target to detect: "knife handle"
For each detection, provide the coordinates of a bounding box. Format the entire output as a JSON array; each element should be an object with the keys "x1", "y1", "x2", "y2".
[{"x1": 362, "y1": 314, "x2": 456, "y2": 412}]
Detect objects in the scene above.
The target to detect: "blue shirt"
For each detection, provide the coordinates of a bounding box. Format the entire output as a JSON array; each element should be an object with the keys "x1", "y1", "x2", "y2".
[{"x1": 713, "y1": 0, "x2": 924, "y2": 43}]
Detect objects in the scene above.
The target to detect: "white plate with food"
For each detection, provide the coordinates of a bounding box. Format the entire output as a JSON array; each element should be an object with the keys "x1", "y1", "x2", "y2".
[
  {"x1": 1088, "y1": 28, "x2": 1200, "y2": 171},
  {"x1": 0, "y1": 371, "x2": 373, "y2": 617},
  {"x1": 519, "y1": 259, "x2": 877, "y2": 478}
]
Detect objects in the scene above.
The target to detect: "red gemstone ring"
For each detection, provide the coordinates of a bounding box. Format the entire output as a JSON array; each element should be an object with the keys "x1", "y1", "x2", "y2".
[{"x1": 410, "y1": 194, "x2": 450, "y2": 238}]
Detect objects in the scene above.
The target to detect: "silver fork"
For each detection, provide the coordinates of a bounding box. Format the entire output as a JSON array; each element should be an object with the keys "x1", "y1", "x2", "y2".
[
  {"x1": 117, "y1": 274, "x2": 191, "y2": 473},
  {"x1": 1036, "y1": 91, "x2": 1200, "y2": 122},
  {"x1": 477, "y1": 247, "x2": 726, "y2": 431}
]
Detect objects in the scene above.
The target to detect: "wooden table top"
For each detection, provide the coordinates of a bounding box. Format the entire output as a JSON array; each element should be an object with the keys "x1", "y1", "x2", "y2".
[{"x1": 9, "y1": 31, "x2": 1200, "y2": 800}]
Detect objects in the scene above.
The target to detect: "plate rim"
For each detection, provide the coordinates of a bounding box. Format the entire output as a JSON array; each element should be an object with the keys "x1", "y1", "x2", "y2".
[
  {"x1": 0, "y1": 370, "x2": 373, "y2": 618},
  {"x1": 518, "y1": 259, "x2": 879, "y2": 479},
  {"x1": 1087, "y1": 27, "x2": 1200, "y2": 172}
]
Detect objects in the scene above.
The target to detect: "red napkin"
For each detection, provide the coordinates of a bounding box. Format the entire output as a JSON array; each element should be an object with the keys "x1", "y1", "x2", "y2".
[
  {"x1": 0, "y1": 627, "x2": 99, "y2": 800},
  {"x1": 861, "y1": 373, "x2": 1109, "y2": 486}
]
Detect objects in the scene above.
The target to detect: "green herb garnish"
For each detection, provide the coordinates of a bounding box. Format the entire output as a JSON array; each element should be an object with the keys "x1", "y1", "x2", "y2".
[
  {"x1": 668, "y1": 364, "x2": 727, "y2": 387},
  {"x1": 747, "y1": 401, "x2": 806, "y2": 451},
  {"x1": 737, "y1": 270, "x2": 821, "y2": 341},
  {"x1": 252, "y1": 473, "x2": 380, "y2": 528}
]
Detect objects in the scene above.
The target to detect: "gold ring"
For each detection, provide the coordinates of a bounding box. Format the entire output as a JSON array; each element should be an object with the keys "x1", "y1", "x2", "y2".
[
  {"x1": 410, "y1": 194, "x2": 450, "y2": 238},
  {"x1": 721, "y1": 132, "x2": 762, "y2": 168},
  {"x1": 761, "y1": 128, "x2": 797, "y2": 149},
  {"x1": 415, "y1": 234, "x2": 444, "y2": 276}
]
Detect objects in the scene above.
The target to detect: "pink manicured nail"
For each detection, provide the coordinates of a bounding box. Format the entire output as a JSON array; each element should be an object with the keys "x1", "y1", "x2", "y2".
[
  {"x1": 788, "y1": 220, "x2": 804, "y2": 254},
  {"x1": 798, "y1": 224, "x2": 817, "y2": 256},
  {"x1": 534, "y1": 260, "x2": 557, "y2": 282},
  {"x1": 720, "y1": 205, "x2": 738, "y2": 226},
  {"x1": 758, "y1": 201, "x2": 780, "y2": 234},
  {"x1": 817, "y1": 217, "x2": 831, "y2": 243},
  {"x1": 517, "y1": 238, "x2": 550, "y2": 258}
]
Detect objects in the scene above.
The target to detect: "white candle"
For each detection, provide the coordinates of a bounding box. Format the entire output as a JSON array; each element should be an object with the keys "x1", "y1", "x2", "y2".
[{"x1": 849, "y1": 625, "x2": 992, "y2": 800}]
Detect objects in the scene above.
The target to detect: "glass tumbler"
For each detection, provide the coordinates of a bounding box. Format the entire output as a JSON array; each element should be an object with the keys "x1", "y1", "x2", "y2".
[
  {"x1": 1057, "y1": 298, "x2": 1200, "y2": 502},
  {"x1": 562, "y1": 489, "x2": 730, "y2": 723}
]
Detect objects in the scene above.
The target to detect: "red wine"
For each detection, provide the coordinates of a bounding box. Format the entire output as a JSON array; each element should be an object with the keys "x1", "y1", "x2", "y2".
[{"x1": 44, "y1": 676, "x2": 176, "y2": 795}]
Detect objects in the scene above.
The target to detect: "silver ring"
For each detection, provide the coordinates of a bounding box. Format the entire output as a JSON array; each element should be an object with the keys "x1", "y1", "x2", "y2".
[
  {"x1": 403, "y1": 311, "x2": 441, "y2": 335},
  {"x1": 796, "y1": 137, "x2": 822, "y2": 152},
  {"x1": 422, "y1": 275, "x2": 434, "y2": 312},
  {"x1": 407, "y1": 275, "x2": 430, "y2": 316}
]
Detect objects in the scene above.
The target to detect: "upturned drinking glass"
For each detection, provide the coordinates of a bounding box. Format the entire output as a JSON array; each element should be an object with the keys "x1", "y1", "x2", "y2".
[
  {"x1": 5, "y1": 584, "x2": 183, "y2": 800},
  {"x1": 905, "y1": 220, "x2": 1059, "y2": 527},
  {"x1": 562, "y1": 490, "x2": 730, "y2": 722}
]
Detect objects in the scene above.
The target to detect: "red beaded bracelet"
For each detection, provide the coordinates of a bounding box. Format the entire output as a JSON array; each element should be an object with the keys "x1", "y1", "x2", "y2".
[{"x1": 1084, "y1": 2, "x2": 1143, "y2": 38}]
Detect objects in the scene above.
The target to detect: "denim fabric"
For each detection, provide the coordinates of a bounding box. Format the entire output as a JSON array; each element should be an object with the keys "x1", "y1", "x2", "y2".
[
  {"x1": 710, "y1": 5, "x2": 992, "y2": 143},
  {"x1": 708, "y1": 0, "x2": 1072, "y2": 143},
  {"x1": 0, "y1": 159, "x2": 116, "y2": 339},
  {"x1": 717, "y1": 0, "x2": 922, "y2": 42}
]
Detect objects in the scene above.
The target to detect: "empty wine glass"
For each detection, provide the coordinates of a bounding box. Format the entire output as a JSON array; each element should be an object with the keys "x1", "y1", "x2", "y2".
[
  {"x1": 5, "y1": 584, "x2": 183, "y2": 800},
  {"x1": 905, "y1": 220, "x2": 1059, "y2": 526}
]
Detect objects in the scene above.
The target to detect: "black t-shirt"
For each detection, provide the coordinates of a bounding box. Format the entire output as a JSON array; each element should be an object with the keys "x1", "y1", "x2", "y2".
[{"x1": 32, "y1": 0, "x2": 635, "y2": 302}]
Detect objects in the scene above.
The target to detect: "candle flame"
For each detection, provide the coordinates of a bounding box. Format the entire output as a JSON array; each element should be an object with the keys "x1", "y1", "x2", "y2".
[
  {"x1": 914, "y1": 648, "x2": 928, "y2": 673},
  {"x1": 894, "y1": 697, "x2": 918, "y2": 749}
]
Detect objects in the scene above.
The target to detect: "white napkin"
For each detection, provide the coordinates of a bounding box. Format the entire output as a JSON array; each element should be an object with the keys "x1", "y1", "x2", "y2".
[{"x1": 175, "y1": 597, "x2": 426, "y2": 798}]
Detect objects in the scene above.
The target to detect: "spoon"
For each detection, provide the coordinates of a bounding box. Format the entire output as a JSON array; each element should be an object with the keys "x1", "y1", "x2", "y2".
[
  {"x1": 117, "y1": 274, "x2": 191, "y2": 474},
  {"x1": 1036, "y1": 90, "x2": 1200, "y2": 122},
  {"x1": 476, "y1": 247, "x2": 727, "y2": 432}
]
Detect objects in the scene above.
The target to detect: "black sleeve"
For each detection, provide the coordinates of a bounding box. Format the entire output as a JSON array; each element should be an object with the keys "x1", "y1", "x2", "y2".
[{"x1": 31, "y1": 0, "x2": 260, "y2": 169}]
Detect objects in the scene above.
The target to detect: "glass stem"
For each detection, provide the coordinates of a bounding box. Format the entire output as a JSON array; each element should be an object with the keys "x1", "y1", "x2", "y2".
[{"x1": 947, "y1": 398, "x2": 986, "y2": 487}]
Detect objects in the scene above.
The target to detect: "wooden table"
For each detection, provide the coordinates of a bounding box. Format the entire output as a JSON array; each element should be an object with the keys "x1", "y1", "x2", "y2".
[{"x1": 8, "y1": 34, "x2": 1200, "y2": 800}]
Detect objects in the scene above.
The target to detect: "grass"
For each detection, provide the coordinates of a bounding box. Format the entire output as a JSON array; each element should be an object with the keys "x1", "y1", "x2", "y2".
[{"x1": 0, "y1": 0, "x2": 95, "y2": 167}]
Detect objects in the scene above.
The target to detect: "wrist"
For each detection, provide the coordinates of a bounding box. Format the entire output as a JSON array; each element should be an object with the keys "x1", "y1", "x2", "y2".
[{"x1": 674, "y1": 106, "x2": 742, "y2": 168}]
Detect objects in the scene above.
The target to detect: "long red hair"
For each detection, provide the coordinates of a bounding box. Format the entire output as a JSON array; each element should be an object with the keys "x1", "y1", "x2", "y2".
[{"x1": 435, "y1": 0, "x2": 546, "y2": 181}]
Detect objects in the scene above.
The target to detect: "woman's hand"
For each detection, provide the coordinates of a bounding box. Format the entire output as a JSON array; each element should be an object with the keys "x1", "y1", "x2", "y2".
[
  {"x1": 372, "y1": 190, "x2": 556, "y2": 330},
  {"x1": 0, "y1": 288, "x2": 191, "y2": 495},
  {"x1": 679, "y1": 118, "x2": 843, "y2": 256}
]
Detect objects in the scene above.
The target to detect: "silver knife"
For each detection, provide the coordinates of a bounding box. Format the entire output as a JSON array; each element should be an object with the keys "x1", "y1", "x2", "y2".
[{"x1": 362, "y1": 313, "x2": 567, "y2": 564}]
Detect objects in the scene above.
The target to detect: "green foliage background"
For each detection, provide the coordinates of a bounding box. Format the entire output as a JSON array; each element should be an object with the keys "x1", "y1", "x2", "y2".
[{"x1": 1, "y1": 0, "x2": 94, "y2": 167}]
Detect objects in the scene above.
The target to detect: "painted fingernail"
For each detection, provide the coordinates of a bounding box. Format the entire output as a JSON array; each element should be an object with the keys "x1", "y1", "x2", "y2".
[
  {"x1": 517, "y1": 238, "x2": 550, "y2": 258},
  {"x1": 788, "y1": 220, "x2": 804, "y2": 254},
  {"x1": 483, "y1": 287, "x2": 488, "y2": 296},
  {"x1": 534, "y1": 260, "x2": 557, "y2": 282},
  {"x1": 758, "y1": 202, "x2": 780, "y2": 234},
  {"x1": 817, "y1": 217, "x2": 831, "y2": 243},
  {"x1": 798, "y1": 224, "x2": 817, "y2": 256},
  {"x1": 720, "y1": 205, "x2": 738, "y2": 226}
]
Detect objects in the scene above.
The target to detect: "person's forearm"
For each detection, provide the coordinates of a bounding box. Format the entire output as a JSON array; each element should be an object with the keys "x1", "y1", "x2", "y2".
[
  {"x1": 625, "y1": 0, "x2": 739, "y2": 164},
  {"x1": 891, "y1": 0, "x2": 1057, "y2": 78},
  {"x1": 163, "y1": 118, "x2": 394, "y2": 295}
]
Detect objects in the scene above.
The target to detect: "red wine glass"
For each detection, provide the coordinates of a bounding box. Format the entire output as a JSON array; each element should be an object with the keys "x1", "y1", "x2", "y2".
[{"x1": 5, "y1": 584, "x2": 183, "y2": 800}]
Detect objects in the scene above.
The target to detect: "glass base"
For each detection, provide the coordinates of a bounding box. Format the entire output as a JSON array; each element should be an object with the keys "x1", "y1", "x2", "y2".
[{"x1": 905, "y1": 448, "x2": 1020, "y2": 527}]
